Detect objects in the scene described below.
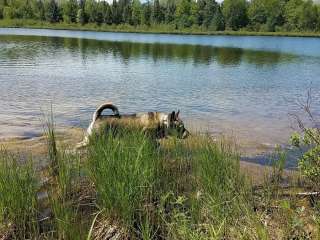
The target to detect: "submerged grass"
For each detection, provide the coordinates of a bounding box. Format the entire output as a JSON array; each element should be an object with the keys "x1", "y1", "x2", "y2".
[{"x1": 0, "y1": 121, "x2": 319, "y2": 239}]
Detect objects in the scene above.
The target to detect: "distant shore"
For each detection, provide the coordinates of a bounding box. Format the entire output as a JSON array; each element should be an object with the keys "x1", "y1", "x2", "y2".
[{"x1": 1, "y1": 19, "x2": 320, "y2": 38}]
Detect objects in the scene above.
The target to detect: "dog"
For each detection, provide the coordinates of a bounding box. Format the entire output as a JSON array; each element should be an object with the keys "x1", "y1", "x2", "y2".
[{"x1": 77, "y1": 102, "x2": 190, "y2": 148}]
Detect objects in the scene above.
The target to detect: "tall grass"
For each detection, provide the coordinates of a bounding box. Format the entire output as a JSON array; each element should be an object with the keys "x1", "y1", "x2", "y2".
[
  {"x1": 0, "y1": 150, "x2": 39, "y2": 239},
  {"x1": 155, "y1": 136, "x2": 258, "y2": 239},
  {"x1": 84, "y1": 122, "x2": 258, "y2": 239},
  {"x1": 48, "y1": 151, "x2": 84, "y2": 240},
  {"x1": 3, "y1": 120, "x2": 315, "y2": 238},
  {"x1": 86, "y1": 125, "x2": 158, "y2": 232},
  {"x1": 44, "y1": 115, "x2": 87, "y2": 239}
]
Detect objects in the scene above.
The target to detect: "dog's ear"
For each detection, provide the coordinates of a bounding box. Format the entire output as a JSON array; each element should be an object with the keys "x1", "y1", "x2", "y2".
[
  {"x1": 170, "y1": 111, "x2": 175, "y2": 122},
  {"x1": 176, "y1": 110, "x2": 180, "y2": 119}
]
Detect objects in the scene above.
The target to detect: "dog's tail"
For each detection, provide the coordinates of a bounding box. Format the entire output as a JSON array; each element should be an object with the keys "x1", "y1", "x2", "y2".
[
  {"x1": 92, "y1": 102, "x2": 120, "y2": 121},
  {"x1": 75, "y1": 102, "x2": 120, "y2": 150}
]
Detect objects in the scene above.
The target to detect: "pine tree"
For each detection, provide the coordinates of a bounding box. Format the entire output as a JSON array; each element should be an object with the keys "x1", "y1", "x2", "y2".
[
  {"x1": 45, "y1": 0, "x2": 60, "y2": 23},
  {"x1": 165, "y1": 0, "x2": 176, "y2": 24},
  {"x1": 152, "y1": 0, "x2": 162, "y2": 24},
  {"x1": 142, "y1": 1, "x2": 152, "y2": 25},
  {"x1": 132, "y1": 0, "x2": 142, "y2": 25},
  {"x1": 85, "y1": 0, "x2": 97, "y2": 23},
  {"x1": 104, "y1": 2, "x2": 112, "y2": 24},
  {"x1": 62, "y1": 0, "x2": 78, "y2": 23},
  {"x1": 210, "y1": 5, "x2": 225, "y2": 30},
  {"x1": 112, "y1": 0, "x2": 120, "y2": 24},
  {"x1": 203, "y1": 0, "x2": 217, "y2": 28}
]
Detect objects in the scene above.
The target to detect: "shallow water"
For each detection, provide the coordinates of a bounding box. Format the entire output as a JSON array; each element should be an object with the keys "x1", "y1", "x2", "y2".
[{"x1": 0, "y1": 28, "x2": 320, "y2": 151}]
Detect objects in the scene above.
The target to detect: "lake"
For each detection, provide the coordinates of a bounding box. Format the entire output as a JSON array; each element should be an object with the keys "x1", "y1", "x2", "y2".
[{"x1": 1, "y1": 28, "x2": 320, "y2": 153}]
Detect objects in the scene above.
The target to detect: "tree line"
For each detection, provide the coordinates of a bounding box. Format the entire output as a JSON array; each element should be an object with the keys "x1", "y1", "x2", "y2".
[{"x1": 0, "y1": 0, "x2": 320, "y2": 32}]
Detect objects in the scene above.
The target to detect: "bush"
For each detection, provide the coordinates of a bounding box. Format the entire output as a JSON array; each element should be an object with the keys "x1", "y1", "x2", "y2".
[{"x1": 290, "y1": 128, "x2": 320, "y2": 188}]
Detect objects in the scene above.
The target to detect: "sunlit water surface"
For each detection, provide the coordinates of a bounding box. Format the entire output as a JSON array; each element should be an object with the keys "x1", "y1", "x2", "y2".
[{"x1": 1, "y1": 28, "x2": 320, "y2": 159}]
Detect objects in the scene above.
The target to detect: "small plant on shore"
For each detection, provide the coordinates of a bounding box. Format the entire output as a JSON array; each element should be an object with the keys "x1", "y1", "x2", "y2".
[
  {"x1": 290, "y1": 129, "x2": 320, "y2": 189},
  {"x1": 289, "y1": 89, "x2": 320, "y2": 190}
]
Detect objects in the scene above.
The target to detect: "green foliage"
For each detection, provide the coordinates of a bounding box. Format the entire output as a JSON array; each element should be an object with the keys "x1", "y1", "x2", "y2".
[
  {"x1": 222, "y1": 0, "x2": 248, "y2": 30},
  {"x1": 44, "y1": 0, "x2": 60, "y2": 23},
  {"x1": 209, "y1": 5, "x2": 225, "y2": 31},
  {"x1": 62, "y1": 0, "x2": 78, "y2": 23},
  {"x1": 290, "y1": 128, "x2": 320, "y2": 188},
  {"x1": 165, "y1": 0, "x2": 176, "y2": 24},
  {"x1": 298, "y1": 0, "x2": 319, "y2": 31},
  {"x1": 131, "y1": 0, "x2": 142, "y2": 25},
  {"x1": 84, "y1": 0, "x2": 97, "y2": 23},
  {"x1": 175, "y1": 0, "x2": 193, "y2": 28},
  {"x1": 111, "y1": 0, "x2": 121, "y2": 24},
  {"x1": 152, "y1": 0, "x2": 163, "y2": 24},
  {"x1": 299, "y1": 145, "x2": 320, "y2": 184},
  {"x1": 142, "y1": 1, "x2": 152, "y2": 25},
  {"x1": 248, "y1": 0, "x2": 284, "y2": 31},
  {"x1": 77, "y1": 8, "x2": 85, "y2": 25},
  {"x1": 3, "y1": 6, "x2": 12, "y2": 19},
  {"x1": 104, "y1": 2, "x2": 112, "y2": 25},
  {"x1": 283, "y1": 0, "x2": 319, "y2": 31},
  {"x1": 33, "y1": 0, "x2": 46, "y2": 21},
  {"x1": 279, "y1": 200, "x2": 312, "y2": 238},
  {"x1": 202, "y1": 0, "x2": 218, "y2": 28},
  {"x1": 0, "y1": 0, "x2": 320, "y2": 33}
]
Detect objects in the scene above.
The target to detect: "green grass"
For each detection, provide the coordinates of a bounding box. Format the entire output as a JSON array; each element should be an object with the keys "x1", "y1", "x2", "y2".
[
  {"x1": 85, "y1": 124, "x2": 258, "y2": 239},
  {"x1": 0, "y1": 150, "x2": 39, "y2": 239},
  {"x1": 86, "y1": 125, "x2": 158, "y2": 230},
  {"x1": 0, "y1": 122, "x2": 319, "y2": 239},
  {"x1": 1, "y1": 19, "x2": 320, "y2": 38}
]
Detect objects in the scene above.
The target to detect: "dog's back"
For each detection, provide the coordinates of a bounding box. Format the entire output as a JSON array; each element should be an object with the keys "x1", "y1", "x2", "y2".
[{"x1": 76, "y1": 102, "x2": 189, "y2": 148}]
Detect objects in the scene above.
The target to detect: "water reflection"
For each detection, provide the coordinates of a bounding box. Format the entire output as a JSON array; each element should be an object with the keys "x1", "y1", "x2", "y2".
[{"x1": 0, "y1": 35, "x2": 296, "y2": 67}]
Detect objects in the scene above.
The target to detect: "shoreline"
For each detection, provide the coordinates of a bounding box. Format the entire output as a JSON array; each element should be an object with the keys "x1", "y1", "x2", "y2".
[
  {"x1": 1, "y1": 20, "x2": 320, "y2": 38},
  {"x1": 0, "y1": 126, "x2": 297, "y2": 173}
]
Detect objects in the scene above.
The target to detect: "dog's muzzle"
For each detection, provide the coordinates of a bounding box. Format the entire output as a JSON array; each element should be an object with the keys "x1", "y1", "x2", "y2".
[{"x1": 181, "y1": 128, "x2": 190, "y2": 139}]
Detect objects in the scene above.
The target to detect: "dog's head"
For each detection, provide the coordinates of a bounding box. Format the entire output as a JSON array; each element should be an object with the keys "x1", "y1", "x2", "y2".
[{"x1": 169, "y1": 110, "x2": 190, "y2": 139}]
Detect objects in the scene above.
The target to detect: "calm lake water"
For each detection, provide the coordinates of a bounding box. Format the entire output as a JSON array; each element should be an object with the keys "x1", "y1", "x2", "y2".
[{"x1": 1, "y1": 28, "x2": 320, "y2": 151}]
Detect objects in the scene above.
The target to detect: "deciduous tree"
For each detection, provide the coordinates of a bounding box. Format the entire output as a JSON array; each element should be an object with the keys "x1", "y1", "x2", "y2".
[{"x1": 222, "y1": 0, "x2": 248, "y2": 30}]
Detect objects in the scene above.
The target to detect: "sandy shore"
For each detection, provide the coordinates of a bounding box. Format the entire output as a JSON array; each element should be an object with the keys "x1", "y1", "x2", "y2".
[{"x1": 0, "y1": 126, "x2": 296, "y2": 185}]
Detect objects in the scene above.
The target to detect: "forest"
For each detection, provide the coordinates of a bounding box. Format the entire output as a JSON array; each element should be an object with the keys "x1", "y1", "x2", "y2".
[{"x1": 0, "y1": 0, "x2": 320, "y2": 34}]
